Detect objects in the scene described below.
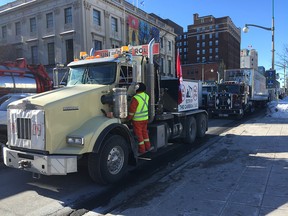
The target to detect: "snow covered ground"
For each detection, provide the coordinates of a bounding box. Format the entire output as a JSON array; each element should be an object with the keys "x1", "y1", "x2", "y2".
[{"x1": 267, "y1": 96, "x2": 288, "y2": 118}]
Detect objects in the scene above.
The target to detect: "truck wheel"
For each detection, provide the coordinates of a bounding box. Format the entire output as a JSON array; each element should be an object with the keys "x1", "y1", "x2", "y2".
[
  {"x1": 88, "y1": 135, "x2": 128, "y2": 185},
  {"x1": 183, "y1": 116, "x2": 197, "y2": 144},
  {"x1": 196, "y1": 114, "x2": 207, "y2": 138}
]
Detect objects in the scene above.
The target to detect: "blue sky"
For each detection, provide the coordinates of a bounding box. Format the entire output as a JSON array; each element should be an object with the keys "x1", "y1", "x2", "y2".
[
  {"x1": 1, "y1": 0, "x2": 287, "y2": 80},
  {"x1": 137, "y1": 0, "x2": 288, "y2": 81}
]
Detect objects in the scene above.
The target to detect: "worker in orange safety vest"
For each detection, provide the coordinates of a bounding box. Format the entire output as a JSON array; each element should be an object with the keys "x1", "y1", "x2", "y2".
[{"x1": 127, "y1": 82, "x2": 151, "y2": 154}]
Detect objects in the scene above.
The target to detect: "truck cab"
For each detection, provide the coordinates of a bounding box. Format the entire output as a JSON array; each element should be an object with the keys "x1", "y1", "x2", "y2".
[
  {"x1": 3, "y1": 40, "x2": 208, "y2": 185},
  {"x1": 211, "y1": 81, "x2": 249, "y2": 118}
]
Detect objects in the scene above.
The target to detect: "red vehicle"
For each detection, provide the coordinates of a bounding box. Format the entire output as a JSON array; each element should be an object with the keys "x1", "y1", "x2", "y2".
[{"x1": 0, "y1": 58, "x2": 52, "y2": 97}]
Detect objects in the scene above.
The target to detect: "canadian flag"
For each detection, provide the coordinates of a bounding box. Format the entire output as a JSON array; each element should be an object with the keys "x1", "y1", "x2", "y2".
[{"x1": 176, "y1": 49, "x2": 184, "y2": 104}]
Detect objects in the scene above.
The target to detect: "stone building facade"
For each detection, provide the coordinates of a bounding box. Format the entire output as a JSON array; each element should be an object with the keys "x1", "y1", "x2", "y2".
[{"x1": 0, "y1": 0, "x2": 176, "y2": 76}]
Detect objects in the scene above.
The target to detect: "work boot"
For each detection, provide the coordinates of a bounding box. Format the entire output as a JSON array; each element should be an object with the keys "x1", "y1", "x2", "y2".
[{"x1": 138, "y1": 144, "x2": 146, "y2": 154}]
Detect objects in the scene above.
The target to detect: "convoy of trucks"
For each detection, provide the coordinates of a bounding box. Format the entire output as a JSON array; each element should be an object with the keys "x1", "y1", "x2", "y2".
[
  {"x1": 208, "y1": 68, "x2": 269, "y2": 119},
  {"x1": 2, "y1": 39, "x2": 208, "y2": 184}
]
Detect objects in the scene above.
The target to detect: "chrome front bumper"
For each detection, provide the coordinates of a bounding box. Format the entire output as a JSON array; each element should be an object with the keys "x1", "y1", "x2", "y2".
[{"x1": 3, "y1": 146, "x2": 77, "y2": 175}]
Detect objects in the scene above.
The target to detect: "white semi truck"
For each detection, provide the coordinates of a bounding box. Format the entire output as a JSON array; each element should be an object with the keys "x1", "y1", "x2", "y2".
[
  {"x1": 209, "y1": 68, "x2": 268, "y2": 118},
  {"x1": 2, "y1": 39, "x2": 208, "y2": 184}
]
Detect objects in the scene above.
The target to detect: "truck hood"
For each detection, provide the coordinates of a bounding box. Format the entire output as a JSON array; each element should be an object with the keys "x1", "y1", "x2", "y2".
[{"x1": 8, "y1": 85, "x2": 110, "y2": 109}]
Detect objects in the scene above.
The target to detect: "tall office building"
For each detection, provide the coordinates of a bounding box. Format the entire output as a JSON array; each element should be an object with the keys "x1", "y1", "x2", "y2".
[
  {"x1": 181, "y1": 13, "x2": 241, "y2": 82},
  {"x1": 0, "y1": 0, "x2": 176, "y2": 76}
]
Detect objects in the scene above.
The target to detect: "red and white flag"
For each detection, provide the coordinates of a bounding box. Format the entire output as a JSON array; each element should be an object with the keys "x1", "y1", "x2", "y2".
[{"x1": 176, "y1": 49, "x2": 184, "y2": 104}]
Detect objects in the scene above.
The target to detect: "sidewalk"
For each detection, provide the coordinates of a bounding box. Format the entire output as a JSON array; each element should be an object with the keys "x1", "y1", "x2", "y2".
[{"x1": 104, "y1": 115, "x2": 288, "y2": 216}]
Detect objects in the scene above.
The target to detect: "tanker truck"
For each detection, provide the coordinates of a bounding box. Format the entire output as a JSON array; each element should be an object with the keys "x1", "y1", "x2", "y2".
[
  {"x1": 0, "y1": 58, "x2": 52, "y2": 97},
  {"x1": 2, "y1": 39, "x2": 208, "y2": 184}
]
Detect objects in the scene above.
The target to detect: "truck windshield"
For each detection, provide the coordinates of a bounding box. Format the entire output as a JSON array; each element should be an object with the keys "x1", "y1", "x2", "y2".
[
  {"x1": 66, "y1": 62, "x2": 116, "y2": 86},
  {"x1": 218, "y1": 85, "x2": 240, "y2": 94}
]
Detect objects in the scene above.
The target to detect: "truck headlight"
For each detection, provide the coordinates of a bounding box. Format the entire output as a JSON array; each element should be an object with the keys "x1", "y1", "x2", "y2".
[{"x1": 66, "y1": 136, "x2": 84, "y2": 145}]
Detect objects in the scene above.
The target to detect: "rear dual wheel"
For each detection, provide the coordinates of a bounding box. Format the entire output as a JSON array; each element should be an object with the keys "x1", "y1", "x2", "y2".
[{"x1": 183, "y1": 116, "x2": 197, "y2": 144}]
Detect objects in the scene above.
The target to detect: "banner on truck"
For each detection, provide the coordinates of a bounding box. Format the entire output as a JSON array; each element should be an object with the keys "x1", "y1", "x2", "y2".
[{"x1": 178, "y1": 81, "x2": 199, "y2": 111}]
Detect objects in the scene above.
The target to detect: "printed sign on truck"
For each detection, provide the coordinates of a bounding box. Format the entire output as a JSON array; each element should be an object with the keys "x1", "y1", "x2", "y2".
[{"x1": 178, "y1": 81, "x2": 199, "y2": 111}]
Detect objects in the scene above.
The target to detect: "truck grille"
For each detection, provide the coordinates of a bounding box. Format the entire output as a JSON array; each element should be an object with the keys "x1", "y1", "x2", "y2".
[
  {"x1": 8, "y1": 109, "x2": 45, "y2": 150},
  {"x1": 216, "y1": 93, "x2": 232, "y2": 109},
  {"x1": 16, "y1": 118, "x2": 31, "y2": 140}
]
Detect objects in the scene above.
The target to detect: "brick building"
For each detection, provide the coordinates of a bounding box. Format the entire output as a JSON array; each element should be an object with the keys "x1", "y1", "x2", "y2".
[{"x1": 178, "y1": 13, "x2": 241, "y2": 82}]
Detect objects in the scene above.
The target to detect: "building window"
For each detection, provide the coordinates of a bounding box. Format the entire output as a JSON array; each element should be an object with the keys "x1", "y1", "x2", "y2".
[
  {"x1": 209, "y1": 33, "x2": 212, "y2": 39},
  {"x1": 183, "y1": 41, "x2": 187, "y2": 46},
  {"x1": 202, "y1": 49, "x2": 205, "y2": 55},
  {"x1": 209, "y1": 41, "x2": 212, "y2": 46},
  {"x1": 1, "y1": 26, "x2": 7, "y2": 39},
  {"x1": 179, "y1": 48, "x2": 182, "y2": 53},
  {"x1": 94, "y1": 40, "x2": 102, "y2": 51},
  {"x1": 202, "y1": 57, "x2": 206, "y2": 62},
  {"x1": 184, "y1": 34, "x2": 187, "y2": 39},
  {"x1": 66, "y1": 39, "x2": 74, "y2": 64},
  {"x1": 30, "y1": 17, "x2": 36, "y2": 33},
  {"x1": 47, "y1": 42, "x2": 55, "y2": 65},
  {"x1": 111, "y1": 17, "x2": 118, "y2": 32},
  {"x1": 46, "y1": 12, "x2": 53, "y2": 29},
  {"x1": 64, "y1": 7, "x2": 72, "y2": 24},
  {"x1": 168, "y1": 41, "x2": 172, "y2": 51},
  {"x1": 209, "y1": 26, "x2": 213, "y2": 30},
  {"x1": 15, "y1": 22, "x2": 21, "y2": 36},
  {"x1": 197, "y1": 42, "x2": 200, "y2": 48},
  {"x1": 197, "y1": 57, "x2": 200, "y2": 62},
  {"x1": 93, "y1": 9, "x2": 101, "y2": 26},
  {"x1": 215, "y1": 40, "x2": 219, "y2": 46},
  {"x1": 160, "y1": 37, "x2": 163, "y2": 48},
  {"x1": 202, "y1": 42, "x2": 205, "y2": 47},
  {"x1": 168, "y1": 60, "x2": 172, "y2": 75},
  {"x1": 16, "y1": 48, "x2": 23, "y2": 59},
  {"x1": 202, "y1": 34, "x2": 205, "y2": 40},
  {"x1": 209, "y1": 56, "x2": 213, "y2": 61},
  {"x1": 197, "y1": 35, "x2": 200, "y2": 40},
  {"x1": 184, "y1": 48, "x2": 187, "y2": 52},
  {"x1": 31, "y1": 46, "x2": 38, "y2": 64},
  {"x1": 215, "y1": 55, "x2": 219, "y2": 60},
  {"x1": 215, "y1": 48, "x2": 218, "y2": 53},
  {"x1": 215, "y1": 24, "x2": 219, "y2": 30},
  {"x1": 209, "y1": 48, "x2": 212, "y2": 54},
  {"x1": 215, "y1": 32, "x2": 219, "y2": 38},
  {"x1": 197, "y1": 50, "x2": 200, "y2": 55},
  {"x1": 196, "y1": 28, "x2": 200, "y2": 32}
]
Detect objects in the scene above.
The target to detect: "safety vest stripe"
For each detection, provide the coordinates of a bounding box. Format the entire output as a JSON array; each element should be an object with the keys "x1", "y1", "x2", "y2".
[
  {"x1": 135, "y1": 94, "x2": 148, "y2": 113},
  {"x1": 133, "y1": 92, "x2": 149, "y2": 121}
]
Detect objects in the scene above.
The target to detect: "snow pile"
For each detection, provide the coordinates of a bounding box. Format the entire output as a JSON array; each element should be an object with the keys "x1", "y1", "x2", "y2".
[{"x1": 267, "y1": 97, "x2": 288, "y2": 118}]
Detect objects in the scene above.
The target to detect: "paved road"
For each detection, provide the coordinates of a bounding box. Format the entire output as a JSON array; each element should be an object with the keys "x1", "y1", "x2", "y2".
[{"x1": 0, "y1": 117, "x2": 236, "y2": 216}]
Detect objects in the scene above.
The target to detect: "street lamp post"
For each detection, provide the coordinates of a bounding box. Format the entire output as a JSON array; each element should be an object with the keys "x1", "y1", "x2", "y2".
[
  {"x1": 242, "y1": 0, "x2": 275, "y2": 70},
  {"x1": 211, "y1": 69, "x2": 220, "y2": 83}
]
